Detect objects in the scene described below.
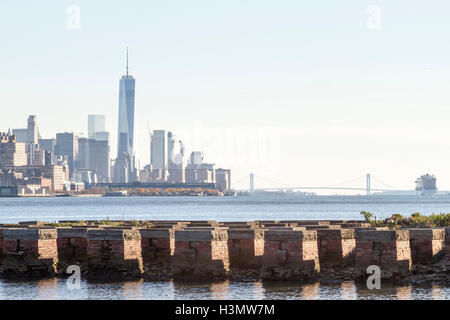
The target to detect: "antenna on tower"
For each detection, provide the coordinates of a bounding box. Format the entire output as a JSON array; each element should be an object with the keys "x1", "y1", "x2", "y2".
[{"x1": 126, "y1": 47, "x2": 129, "y2": 76}]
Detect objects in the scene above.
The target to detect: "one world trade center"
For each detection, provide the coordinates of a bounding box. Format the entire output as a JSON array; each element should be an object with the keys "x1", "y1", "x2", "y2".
[{"x1": 115, "y1": 48, "x2": 136, "y2": 182}]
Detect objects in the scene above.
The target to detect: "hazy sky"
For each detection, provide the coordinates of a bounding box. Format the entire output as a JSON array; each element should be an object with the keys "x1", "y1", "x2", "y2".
[{"x1": 1, "y1": 1, "x2": 450, "y2": 193}]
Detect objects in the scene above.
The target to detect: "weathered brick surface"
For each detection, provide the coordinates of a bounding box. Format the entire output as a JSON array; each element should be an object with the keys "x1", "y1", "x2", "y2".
[
  {"x1": 227, "y1": 229, "x2": 264, "y2": 275},
  {"x1": 1, "y1": 228, "x2": 58, "y2": 277},
  {"x1": 139, "y1": 228, "x2": 174, "y2": 278},
  {"x1": 261, "y1": 230, "x2": 320, "y2": 280},
  {"x1": 87, "y1": 229, "x2": 143, "y2": 279},
  {"x1": 355, "y1": 230, "x2": 411, "y2": 277},
  {"x1": 56, "y1": 228, "x2": 88, "y2": 271},
  {"x1": 172, "y1": 228, "x2": 229, "y2": 280},
  {"x1": 408, "y1": 228, "x2": 445, "y2": 264},
  {"x1": 317, "y1": 229, "x2": 356, "y2": 266}
]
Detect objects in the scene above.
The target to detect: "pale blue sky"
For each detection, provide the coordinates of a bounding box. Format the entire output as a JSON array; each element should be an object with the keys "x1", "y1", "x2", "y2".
[{"x1": 1, "y1": 1, "x2": 450, "y2": 192}]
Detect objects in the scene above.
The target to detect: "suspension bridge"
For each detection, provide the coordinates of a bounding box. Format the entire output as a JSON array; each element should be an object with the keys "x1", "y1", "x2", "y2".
[{"x1": 231, "y1": 173, "x2": 407, "y2": 196}]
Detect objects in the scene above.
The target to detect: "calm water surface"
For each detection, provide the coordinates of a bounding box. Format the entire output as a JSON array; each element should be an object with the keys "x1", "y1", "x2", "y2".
[
  {"x1": 0, "y1": 279, "x2": 448, "y2": 300},
  {"x1": 0, "y1": 194, "x2": 450, "y2": 223},
  {"x1": 0, "y1": 194, "x2": 449, "y2": 300}
]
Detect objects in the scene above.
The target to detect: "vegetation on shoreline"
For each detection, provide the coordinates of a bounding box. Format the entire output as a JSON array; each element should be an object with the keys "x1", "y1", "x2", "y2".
[
  {"x1": 360, "y1": 211, "x2": 450, "y2": 228},
  {"x1": 45, "y1": 219, "x2": 155, "y2": 228}
]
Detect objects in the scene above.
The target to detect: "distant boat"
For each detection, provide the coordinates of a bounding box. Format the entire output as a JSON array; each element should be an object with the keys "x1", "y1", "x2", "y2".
[
  {"x1": 103, "y1": 190, "x2": 128, "y2": 197},
  {"x1": 55, "y1": 193, "x2": 73, "y2": 197}
]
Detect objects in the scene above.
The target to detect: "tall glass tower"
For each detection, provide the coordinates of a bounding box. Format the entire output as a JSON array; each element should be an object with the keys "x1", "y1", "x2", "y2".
[{"x1": 116, "y1": 48, "x2": 135, "y2": 179}]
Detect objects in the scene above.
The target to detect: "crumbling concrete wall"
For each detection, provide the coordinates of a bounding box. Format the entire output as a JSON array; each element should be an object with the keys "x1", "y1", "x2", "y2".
[
  {"x1": 355, "y1": 230, "x2": 411, "y2": 278},
  {"x1": 409, "y1": 228, "x2": 445, "y2": 264},
  {"x1": 261, "y1": 229, "x2": 320, "y2": 280},
  {"x1": 2, "y1": 228, "x2": 58, "y2": 277},
  {"x1": 172, "y1": 228, "x2": 229, "y2": 280},
  {"x1": 317, "y1": 229, "x2": 356, "y2": 266},
  {"x1": 227, "y1": 229, "x2": 264, "y2": 277},
  {"x1": 87, "y1": 229, "x2": 143, "y2": 279},
  {"x1": 56, "y1": 228, "x2": 88, "y2": 272},
  {"x1": 140, "y1": 228, "x2": 175, "y2": 279}
]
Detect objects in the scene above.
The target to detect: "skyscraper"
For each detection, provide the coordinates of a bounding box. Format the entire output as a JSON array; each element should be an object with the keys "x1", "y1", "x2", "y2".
[
  {"x1": 55, "y1": 132, "x2": 79, "y2": 178},
  {"x1": 150, "y1": 130, "x2": 168, "y2": 170},
  {"x1": 88, "y1": 115, "x2": 106, "y2": 139},
  {"x1": 116, "y1": 48, "x2": 136, "y2": 181}
]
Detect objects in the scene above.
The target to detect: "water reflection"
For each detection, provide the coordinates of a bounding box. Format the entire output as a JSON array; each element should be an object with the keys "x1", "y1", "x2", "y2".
[
  {"x1": 396, "y1": 285, "x2": 412, "y2": 300},
  {"x1": 431, "y1": 285, "x2": 442, "y2": 300},
  {"x1": 0, "y1": 278, "x2": 448, "y2": 300},
  {"x1": 340, "y1": 281, "x2": 357, "y2": 300},
  {"x1": 122, "y1": 280, "x2": 144, "y2": 300},
  {"x1": 252, "y1": 281, "x2": 264, "y2": 299},
  {"x1": 301, "y1": 282, "x2": 320, "y2": 300}
]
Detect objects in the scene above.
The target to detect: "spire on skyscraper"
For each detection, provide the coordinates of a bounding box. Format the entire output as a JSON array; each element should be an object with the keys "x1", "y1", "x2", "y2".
[{"x1": 126, "y1": 47, "x2": 129, "y2": 77}]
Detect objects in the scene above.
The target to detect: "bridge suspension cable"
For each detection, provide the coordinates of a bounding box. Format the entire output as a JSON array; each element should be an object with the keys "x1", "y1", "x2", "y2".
[
  {"x1": 231, "y1": 175, "x2": 250, "y2": 187},
  {"x1": 253, "y1": 175, "x2": 293, "y2": 188},
  {"x1": 323, "y1": 175, "x2": 365, "y2": 188},
  {"x1": 370, "y1": 176, "x2": 398, "y2": 190}
]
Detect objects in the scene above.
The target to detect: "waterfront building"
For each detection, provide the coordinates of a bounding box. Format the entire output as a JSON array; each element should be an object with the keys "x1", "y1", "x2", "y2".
[
  {"x1": 185, "y1": 151, "x2": 215, "y2": 184},
  {"x1": 93, "y1": 131, "x2": 109, "y2": 142},
  {"x1": 116, "y1": 48, "x2": 136, "y2": 181},
  {"x1": 77, "y1": 137, "x2": 89, "y2": 170},
  {"x1": 151, "y1": 130, "x2": 168, "y2": 171},
  {"x1": 167, "y1": 132, "x2": 185, "y2": 183},
  {"x1": 0, "y1": 133, "x2": 27, "y2": 168},
  {"x1": 88, "y1": 114, "x2": 106, "y2": 139},
  {"x1": 39, "y1": 138, "x2": 56, "y2": 155},
  {"x1": 113, "y1": 152, "x2": 129, "y2": 183},
  {"x1": 27, "y1": 115, "x2": 38, "y2": 146},
  {"x1": 215, "y1": 168, "x2": 231, "y2": 191},
  {"x1": 88, "y1": 138, "x2": 110, "y2": 182},
  {"x1": 11, "y1": 128, "x2": 27, "y2": 143},
  {"x1": 55, "y1": 132, "x2": 79, "y2": 178}
]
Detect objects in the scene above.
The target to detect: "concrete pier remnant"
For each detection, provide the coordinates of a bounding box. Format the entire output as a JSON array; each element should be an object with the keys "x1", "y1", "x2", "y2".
[
  {"x1": 355, "y1": 230, "x2": 412, "y2": 278},
  {"x1": 317, "y1": 229, "x2": 356, "y2": 266},
  {"x1": 140, "y1": 228, "x2": 175, "y2": 279},
  {"x1": 408, "y1": 228, "x2": 445, "y2": 264},
  {"x1": 1, "y1": 228, "x2": 58, "y2": 277},
  {"x1": 261, "y1": 229, "x2": 320, "y2": 280},
  {"x1": 56, "y1": 228, "x2": 88, "y2": 272},
  {"x1": 87, "y1": 229, "x2": 143, "y2": 279},
  {"x1": 172, "y1": 227, "x2": 229, "y2": 280},
  {"x1": 227, "y1": 228, "x2": 264, "y2": 277}
]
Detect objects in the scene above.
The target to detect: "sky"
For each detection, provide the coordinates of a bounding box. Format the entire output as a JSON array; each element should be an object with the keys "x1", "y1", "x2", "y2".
[{"x1": 1, "y1": 1, "x2": 450, "y2": 193}]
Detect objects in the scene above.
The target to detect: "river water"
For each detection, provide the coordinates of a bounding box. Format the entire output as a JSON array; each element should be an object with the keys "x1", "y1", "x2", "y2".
[{"x1": 0, "y1": 194, "x2": 449, "y2": 300}]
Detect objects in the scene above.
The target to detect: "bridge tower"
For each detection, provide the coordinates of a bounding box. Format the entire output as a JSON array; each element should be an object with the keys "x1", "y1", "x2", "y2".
[
  {"x1": 366, "y1": 173, "x2": 371, "y2": 196},
  {"x1": 249, "y1": 173, "x2": 255, "y2": 193}
]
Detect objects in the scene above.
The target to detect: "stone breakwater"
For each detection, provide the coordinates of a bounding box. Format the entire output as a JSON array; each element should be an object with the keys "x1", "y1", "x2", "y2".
[{"x1": 0, "y1": 220, "x2": 449, "y2": 284}]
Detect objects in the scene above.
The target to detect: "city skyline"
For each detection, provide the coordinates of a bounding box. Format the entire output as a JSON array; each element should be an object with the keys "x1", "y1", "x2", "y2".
[{"x1": 2, "y1": 1, "x2": 450, "y2": 192}]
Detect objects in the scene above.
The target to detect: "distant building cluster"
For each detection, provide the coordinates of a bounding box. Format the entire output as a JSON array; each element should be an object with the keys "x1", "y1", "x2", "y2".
[
  {"x1": 110, "y1": 50, "x2": 230, "y2": 191},
  {"x1": 0, "y1": 50, "x2": 230, "y2": 196}
]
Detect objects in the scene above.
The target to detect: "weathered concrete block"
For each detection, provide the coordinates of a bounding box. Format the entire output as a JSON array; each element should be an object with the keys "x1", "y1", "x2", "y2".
[
  {"x1": 1, "y1": 228, "x2": 58, "y2": 278},
  {"x1": 317, "y1": 229, "x2": 356, "y2": 266},
  {"x1": 227, "y1": 229, "x2": 264, "y2": 274},
  {"x1": 56, "y1": 228, "x2": 88, "y2": 271},
  {"x1": 87, "y1": 229, "x2": 143, "y2": 279},
  {"x1": 139, "y1": 228, "x2": 175, "y2": 279},
  {"x1": 408, "y1": 228, "x2": 445, "y2": 264},
  {"x1": 355, "y1": 230, "x2": 411, "y2": 278},
  {"x1": 172, "y1": 228, "x2": 229, "y2": 280},
  {"x1": 261, "y1": 230, "x2": 320, "y2": 280}
]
